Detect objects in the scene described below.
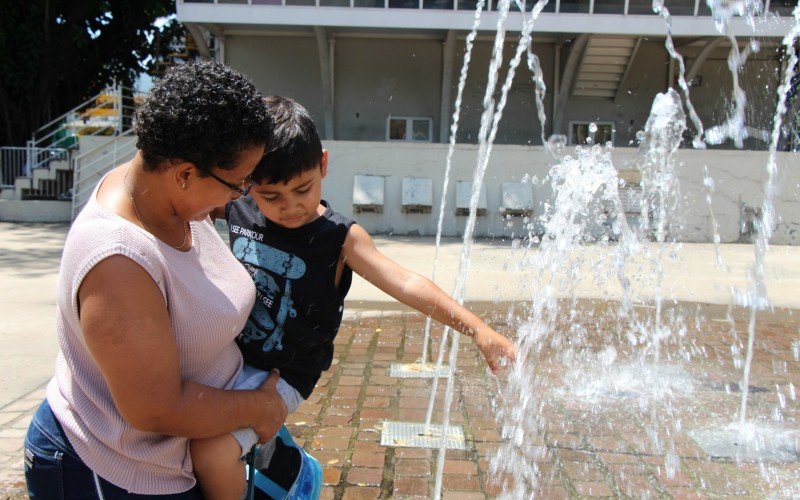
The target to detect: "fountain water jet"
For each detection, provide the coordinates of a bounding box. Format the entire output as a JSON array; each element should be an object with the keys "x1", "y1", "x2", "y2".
[
  {"x1": 636, "y1": 89, "x2": 687, "y2": 363},
  {"x1": 484, "y1": 7, "x2": 800, "y2": 494},
  {"x1": 417, "y1": 0, "x2": 486, "y2": 372},
  {"x1": 737, "y1": 2, "x2": 800, "y2": 430},
  {"x1": 679, "y1": 7, "x2": 800, "y2": 477},
  {"x1": 653, "y1": 0, "x2": 707, "y2": 149},
  {"x1": 382, "y1": 1, "x2": 800, "y2": 497}
]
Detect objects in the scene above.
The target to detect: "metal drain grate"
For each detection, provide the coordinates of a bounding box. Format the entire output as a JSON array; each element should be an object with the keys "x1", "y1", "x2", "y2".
[
  {"x1": 381, "y1": 421, "x2": 467, "y2": 450},
  {"x1": 689, "y1": 428, "x2": 800, "y2": 463},
  {"x1": 389, "y1": 362, "x2": 451, "y2": 378},
  {"x1": 704, "y1": 381, "x2": 769, "y2": 393}
]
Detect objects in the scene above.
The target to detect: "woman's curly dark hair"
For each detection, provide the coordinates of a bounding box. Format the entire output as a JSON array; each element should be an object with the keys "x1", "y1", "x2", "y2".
[{"x1": 133, "y1": 61, "x2": 271, "y2": 173}]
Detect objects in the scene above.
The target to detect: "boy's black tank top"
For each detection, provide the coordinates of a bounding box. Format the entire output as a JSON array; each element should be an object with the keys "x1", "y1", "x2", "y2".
[{"x1": 226, "y1": 197, "x2": 355, "y2": 398}]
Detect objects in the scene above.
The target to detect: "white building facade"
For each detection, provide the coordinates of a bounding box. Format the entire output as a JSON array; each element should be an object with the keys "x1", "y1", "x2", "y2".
[{"x1": 175, "y1": 0, "x2": 800, "y2": 243}]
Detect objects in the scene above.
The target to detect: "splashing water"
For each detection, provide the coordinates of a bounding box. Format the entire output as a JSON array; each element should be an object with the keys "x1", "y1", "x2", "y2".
[
  {"x1": 491, "y1": 143, "x2": 643, "y2": 496},
  {"x1": 737, "y1": 4, "x2": 800, "y2": 429},
  {"x1": 408, "y1": 0, "x2": 800, "y2": 496},
  {"x1": 420, "y1": 0, "x2": 485, "y2": 366},
  {"x1": 525, "y1": 0, "x2": 550, "y2": 147},
  {"x1": 545, "y1": 133, "x2": 567, "y2": 160},
  {"x1": 703, "y1": 165, "x2": 729, "y2": 271},
  {"x1": 431, "y1": 0, "x2": 515, "y2": 496},
  {"x1": 636, "y1": 89, "x2": 687, "y2": 363},
  {"x1": 653, "y1": 0, "x2": 707, "y2": 148},
  {"x1": 705, "y1": 0, "x2": 763, "y2": 147},
  {"x1": 432, "y1": 1, "x2": 552, "y2": 498}
]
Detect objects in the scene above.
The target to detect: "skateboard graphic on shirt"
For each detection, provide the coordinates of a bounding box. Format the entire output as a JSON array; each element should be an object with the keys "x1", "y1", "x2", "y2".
[{"x1": 233, "y1": 237, "x2": 306, "y2": 353}]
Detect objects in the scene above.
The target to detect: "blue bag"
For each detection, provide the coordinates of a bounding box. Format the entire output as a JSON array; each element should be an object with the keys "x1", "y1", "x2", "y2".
[{"x1": 245, "y1": 426, "x2": 322, "y2": 500}]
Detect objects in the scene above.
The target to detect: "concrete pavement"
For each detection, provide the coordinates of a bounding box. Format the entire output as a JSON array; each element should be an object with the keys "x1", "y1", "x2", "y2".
[
  {"x1": 3, "y1": 222, "x2": 800, "y2": 411},
  {"x1": 2, "y1": 221, "x2": 800, "y2": 497}
]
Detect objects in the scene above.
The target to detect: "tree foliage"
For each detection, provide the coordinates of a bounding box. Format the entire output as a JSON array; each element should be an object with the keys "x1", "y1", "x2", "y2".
[{"x1": 0, "y1": 0, "x2": 180, "y2": 146}]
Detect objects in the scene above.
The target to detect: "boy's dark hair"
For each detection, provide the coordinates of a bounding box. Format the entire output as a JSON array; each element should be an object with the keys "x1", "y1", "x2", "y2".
[
  {"x1": 254, "y1": 95, "x2": 323, "y2": 184},
  {"x1": 133, "y1": 60, "x2": 271, "y2": 173}
]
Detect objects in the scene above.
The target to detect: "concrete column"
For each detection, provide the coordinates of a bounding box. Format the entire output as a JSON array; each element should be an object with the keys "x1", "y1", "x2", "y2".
[
  {"x1": 201, "y1": 23, "x2": 226, "y2": 64},
  {"x1": 686, "y1": 37, "x2": 727, "y2": 84},
  {"x1": 553, "y1": 34, "x2": 588, "y2": 136},
  {"x1": 215, "y1": 36, "x2": 226, "y2": 65},
  {"x1": 439, "y1": 30, "x2": 457, "y2": 144},
  {"x1": 329, "y1": 37, "x2": 336, "y2": 113},
  {"x1": 184, "y1": 23, "x2": 212, "y2": 59},
  {"x1": 552, "y1": 44, "x2": 560, "y2": 138},
  {"x1": 668, "y1": 56, "x2": 675, "y2": 90},
  {"x1": 314, "y1": 27, "x2": 335, "y2": 140},
  {"x1": 614, "y1": 37, "x2": 642, "y2": 103}
]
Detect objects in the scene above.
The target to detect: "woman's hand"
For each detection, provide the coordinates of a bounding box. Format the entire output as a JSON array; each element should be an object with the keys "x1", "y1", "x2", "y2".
[
  {"x1": 252, "y1": 370, "x2": 288, "y2": 443},
  {"x1": 474, "y1": 328, "x2": 517, "y2": 374}
]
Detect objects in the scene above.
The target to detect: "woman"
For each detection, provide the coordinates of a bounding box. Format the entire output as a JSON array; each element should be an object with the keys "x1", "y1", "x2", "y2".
[{"x1": 24, "y1": 61, "x2": 287, "y2": 498}]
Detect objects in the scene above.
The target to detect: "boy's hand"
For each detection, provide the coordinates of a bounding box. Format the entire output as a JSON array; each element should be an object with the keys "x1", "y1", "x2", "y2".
[
  {"x1": 253, "y1": 369, "x2": 288, "y2": 443},
  {"x1": 474, "y1": 329, "x2": 516, "y2": 374}
]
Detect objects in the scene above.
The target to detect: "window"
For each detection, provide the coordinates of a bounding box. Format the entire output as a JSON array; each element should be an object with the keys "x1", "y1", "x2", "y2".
[
  {"x1": 569, "y1": 121, "x2": 615, "y2": 145},
  {"x1": 387, "y1": 116, "x2": 433, "y2": 142}
]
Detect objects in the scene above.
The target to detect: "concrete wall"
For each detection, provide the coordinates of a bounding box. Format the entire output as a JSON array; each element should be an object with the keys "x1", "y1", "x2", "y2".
[
  {"x1": 334, "y1": 38, "x2": 444, "y2": 142},
  {"x1": 227, "y1": 35, "x2": 445, "y2": 143},
  {"x1": 454, "y1": 40, "x2": 556, "y2": 145},
  {"x1": 689, "y1": 54, "x2": 782, "y2": 150},
  {"x1": 562, "y1": 41, "x2": 671, "y2": 147},
  {"x1": 71, "y1": 136, "x2": 137, "y2": 213},
  {"x1": 225, "y1": 35, "x2": 327, "y2": 133},
  {"x1": 63, "y1": 137, "x2": 799, "y2": 244},
  {"x1": 224, "y1": 33, "x2": 782, "y2": 150},
  {"x1": 0, "y1": 200, "x2": 71, "y2": 222},
  {"x1": 321, "y1": 140, "x2": 800, "y2": 244}
]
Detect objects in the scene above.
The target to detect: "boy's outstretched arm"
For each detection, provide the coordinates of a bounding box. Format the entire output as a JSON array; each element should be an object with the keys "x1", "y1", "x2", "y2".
[{"x1": 342, "y1": 225, "x2": 516, "y2": 373}]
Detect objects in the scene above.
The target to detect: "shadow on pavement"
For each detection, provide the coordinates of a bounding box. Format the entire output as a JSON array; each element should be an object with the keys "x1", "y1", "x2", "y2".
[{"x1": 0, "y1": 223, "x2": 68, "y2": 278}]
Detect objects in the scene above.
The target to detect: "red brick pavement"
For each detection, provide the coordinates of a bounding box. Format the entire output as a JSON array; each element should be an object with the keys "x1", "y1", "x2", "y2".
[{"x1": 2, "y1": 305, "x2": 800, "y2": 498}]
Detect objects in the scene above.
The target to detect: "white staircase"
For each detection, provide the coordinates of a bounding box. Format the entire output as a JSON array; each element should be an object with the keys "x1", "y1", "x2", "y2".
[
  {"x1": 573, "y1": 36, "x2": 642, "y2": 99},
  {"x1": 0, "y1": 84, "x2": 142, "y2": 222},
  {"x1": 0, "y1": 157, "x2": 76, "y2": 222},
  {"x1": 14, "y1": 159, "x2": 73, "y2": 200}
]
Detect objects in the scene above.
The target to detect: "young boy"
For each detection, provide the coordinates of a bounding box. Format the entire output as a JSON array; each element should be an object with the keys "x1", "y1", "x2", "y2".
[{"x1": 193, "y1": 95, "x2": 516, "y2": 499}]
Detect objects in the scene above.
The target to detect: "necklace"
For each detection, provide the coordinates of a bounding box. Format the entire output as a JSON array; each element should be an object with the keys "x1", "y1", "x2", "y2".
[{"x1": 124, "y1": 168, "x2": 189, "y2": 250}]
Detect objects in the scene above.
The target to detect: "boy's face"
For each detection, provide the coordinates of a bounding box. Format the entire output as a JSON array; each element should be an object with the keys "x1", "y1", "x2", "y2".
[{"x1": 249, "y1": 150, "x2": 328, "y2": 229}]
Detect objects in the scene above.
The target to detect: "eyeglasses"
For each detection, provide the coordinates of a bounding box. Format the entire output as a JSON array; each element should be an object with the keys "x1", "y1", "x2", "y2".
[{"x1": 206, "y1": 170, "x2": 254, "y2": 198}]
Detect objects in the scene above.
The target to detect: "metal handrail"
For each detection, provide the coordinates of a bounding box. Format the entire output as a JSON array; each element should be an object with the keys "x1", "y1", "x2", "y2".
[
  {"x1": 32, "y1": 88, "x2": 129, "y2": 147},
  {"x1": 30, "y1": 87, "x2": 139, "y2": 150},
  {"x1": 178, "y1": 0, "x2": 787, "y2": 16},
  {"x1": 71, "y1": 129, "x2": 137, "y2": 218},
  {"x1": 32, "y1": 85, "x2": 140, "y2": 135},
  {"x1": 71, "y1": 130, "x2": 136, "y2": 187},
  {"x1": 32, "y1": 87, "x2": 117, "y2": 141},
  {"x1": 71, "y1": 127, "x2": 136, "y2": 166},
  {"x1": 0, "y1": 146, "x2": 67, "y2": 182},
  {"x1": 72, "y1": 144, "x2": 137, "y2": 216},
  {"x1": 22, "y1": 85, "x2": 143, "y2": 191}
]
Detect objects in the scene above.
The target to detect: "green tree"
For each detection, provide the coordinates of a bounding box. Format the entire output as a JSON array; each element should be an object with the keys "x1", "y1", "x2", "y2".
[{"x1": 0, "y1": 0, "x2": 181, "y2": 147}]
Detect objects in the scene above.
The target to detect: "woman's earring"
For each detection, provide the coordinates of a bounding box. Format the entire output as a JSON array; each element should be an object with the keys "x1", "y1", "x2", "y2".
[{"x1": 182, "y1": 183, "x2": 187, "y2": 189}]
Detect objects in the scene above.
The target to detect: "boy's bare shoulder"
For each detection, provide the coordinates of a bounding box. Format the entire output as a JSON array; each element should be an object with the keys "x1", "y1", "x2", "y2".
[
  {"x1": 344, "y1": 223, "x2": 372, "y2": 243},
  {"x1": 342, "y1": 224, "x2": 378, "y2": 259}
]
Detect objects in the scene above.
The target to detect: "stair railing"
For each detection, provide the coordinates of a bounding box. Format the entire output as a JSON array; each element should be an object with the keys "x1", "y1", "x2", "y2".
[
  {"x1": 71, "y1": 128, "x2": 137, "y2": 218},
  {"x1": 26, "y1": 84, "x2": 142, "y2": 177},
  {"x1": 0, "y1": 146, "x2": 64, "y2": 187}
]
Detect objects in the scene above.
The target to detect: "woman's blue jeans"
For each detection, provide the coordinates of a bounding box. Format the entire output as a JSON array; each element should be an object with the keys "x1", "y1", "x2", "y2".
[{"x1": 24, "y1": 399, "x2": 202, "y2": 499}]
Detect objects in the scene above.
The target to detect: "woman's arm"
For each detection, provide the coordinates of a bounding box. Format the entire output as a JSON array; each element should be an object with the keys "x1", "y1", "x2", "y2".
[
  {"x1": 78, "y1": 255, "x2": 286, "y2": 440},
  {"x1": 341, "y1": 225, "x2": 516, "y2": 373}
]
